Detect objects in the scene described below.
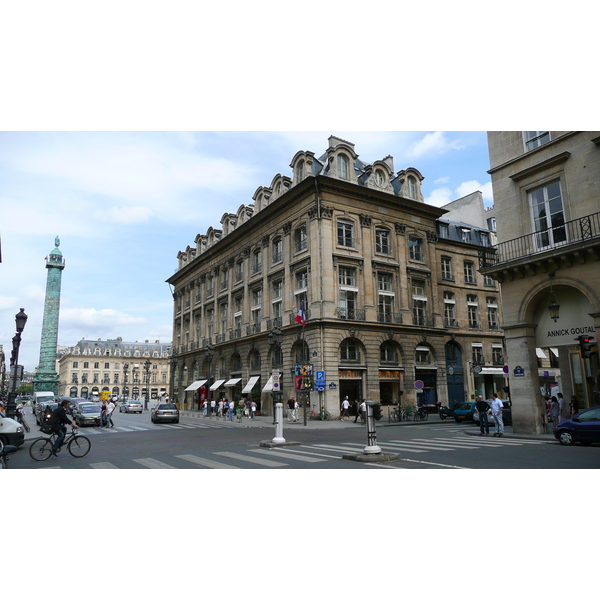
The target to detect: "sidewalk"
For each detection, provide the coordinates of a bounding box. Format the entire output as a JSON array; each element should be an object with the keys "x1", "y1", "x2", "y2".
[{"x1": 179, "y1": 409, "x2": 556, "y2": 442}]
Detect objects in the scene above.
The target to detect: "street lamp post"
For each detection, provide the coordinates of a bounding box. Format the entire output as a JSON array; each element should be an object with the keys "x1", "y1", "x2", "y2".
[
  {"x1": 7, "y1": 308, "x2": 28, "y2": 419},
  {"x1": 123, "y1": 362, "x2": 129, "y2": 400},
  {"x1": 144, "y1": 359, "x2": 151, "y2": 410}
]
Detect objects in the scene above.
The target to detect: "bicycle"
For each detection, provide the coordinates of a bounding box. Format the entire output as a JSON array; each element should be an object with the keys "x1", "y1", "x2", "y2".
[
  {"x1": 307, "y1": 405, "x2": 331, "y2": 421},
  {"x1": 29, "y1": 427, "x2": 92, "y2": 461},
  {"x1": 413, "y1": 406, "x2": 429, "y2": 421}
]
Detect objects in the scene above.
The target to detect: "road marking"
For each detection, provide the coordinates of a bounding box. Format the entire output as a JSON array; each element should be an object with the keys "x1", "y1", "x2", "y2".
[
  {"x1": 340, "y1": 442, "x2": 431, "y2": 454},
  {"x1": 90, "y1": 462, "x2": 119, "y2": 469},
  {"x1": 133, "y1": 457, "x2": 178, "y2": 469},
  {"x1": 269, "y1": 447, "x2": 344, "y2": 460},
  {"x1": 400, "y1": 439, "x2": 484, "y2": 449},
  {"x1": 214, "y1": 451, "x2": 287, "y2": 467},
  {"x1": 250, "y1": 448, "x2": 326, "y2": 463},
  {"x1": 176, "y1": 454, "x2": 240, "y2": 469}
]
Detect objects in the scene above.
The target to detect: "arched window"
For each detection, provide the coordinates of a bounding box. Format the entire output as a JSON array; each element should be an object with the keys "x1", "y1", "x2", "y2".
[
  {"x1": 340, "y1": 339, "x2": 360, "y2": 362},
  {"x1": 407, "y1": 176, "x2": 417, "y2": 199},
  {"x1": 337, "y1": 154, "x2": 350, "y2": 180},
  {"x1": 380, "y1": 341, "x2": 398, "y2": 363},
  {"x1": 296, "y1": 160, "x2": 304, "y2": 183}
]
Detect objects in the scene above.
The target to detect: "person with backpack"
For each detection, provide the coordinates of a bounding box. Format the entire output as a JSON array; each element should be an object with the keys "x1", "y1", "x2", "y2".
[{"x1": 46, "y1": 399, "x2": 78, "y2": 456}]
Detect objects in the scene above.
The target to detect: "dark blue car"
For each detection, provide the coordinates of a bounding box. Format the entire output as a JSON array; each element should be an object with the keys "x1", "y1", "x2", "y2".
[{"x1": 553, "y1": 406, "x2": 600, "y2": 446}]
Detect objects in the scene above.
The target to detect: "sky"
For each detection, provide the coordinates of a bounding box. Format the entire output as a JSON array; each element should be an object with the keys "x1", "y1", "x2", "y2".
[{"x1": 0, "y1": 130, "x2": 494, "y2": 371}]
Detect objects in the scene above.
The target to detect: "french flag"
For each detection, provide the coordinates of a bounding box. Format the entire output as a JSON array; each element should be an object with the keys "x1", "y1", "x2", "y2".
[{"x1": 295, "y1": 304, "x2": 306, "y2": 326}]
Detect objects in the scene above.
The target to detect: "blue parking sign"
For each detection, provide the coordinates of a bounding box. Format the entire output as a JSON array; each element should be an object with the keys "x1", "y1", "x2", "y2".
[{"x1": 315, "y1": 371, "x2": 325, "y2": 385}]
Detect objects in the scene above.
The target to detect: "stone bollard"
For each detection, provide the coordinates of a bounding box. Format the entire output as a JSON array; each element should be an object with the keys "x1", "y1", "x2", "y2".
[{"x1": 272, "y1": 402, "x2": 286, "y2": 444}]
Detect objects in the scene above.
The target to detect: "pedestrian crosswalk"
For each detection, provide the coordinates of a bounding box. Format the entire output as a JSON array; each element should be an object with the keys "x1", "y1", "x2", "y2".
[
  {"x1": 72, "y1": 419, "x2": 242, "y2": 436},
  {"x1": 37, "y1": 433, "x2": 546, "y2": 469}
]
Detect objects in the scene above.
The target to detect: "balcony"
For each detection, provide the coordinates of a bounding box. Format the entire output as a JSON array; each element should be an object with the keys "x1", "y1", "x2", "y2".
[
  {"x1": 247, "y1": 323, "x2": 261, "y2": 335},
  {"x1": 289, "y1": 308, "x2": 311, "y2": 325},
  {"x1": 230, "y1": 328, "x2": 242, "y2": 340},
  {"x1": 267, "y1": 317, "x2": 283, "y2": 330},
  {"x1": 336, "y1": 308, "x2": 366, "y2": 321},
  {"x1": 377, "y1": 312, "x2": 403, "y2": 324},
  {"x1": 412, "y1": 315, "x2": 436, "y2": 327},
  {"x1": 444, "y1": 318, "x2": 458, "y2": 328},
  {"x1": 480, "y1": 210, "x2": 600, "y2": 281}
]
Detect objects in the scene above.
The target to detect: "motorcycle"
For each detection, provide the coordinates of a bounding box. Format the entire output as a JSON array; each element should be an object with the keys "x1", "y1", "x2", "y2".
[{"x1": 438, "y1": 405, "x2": 455, "y2": 420}]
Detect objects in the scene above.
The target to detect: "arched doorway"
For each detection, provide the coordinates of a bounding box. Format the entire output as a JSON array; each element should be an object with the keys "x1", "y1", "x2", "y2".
[{"x1": 445, "y1": 341, "x2": 465, "y2": 408}]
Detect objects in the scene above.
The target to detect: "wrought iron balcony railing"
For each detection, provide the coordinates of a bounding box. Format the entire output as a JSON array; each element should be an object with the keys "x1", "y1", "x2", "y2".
[
  {"x1": 377, "y1": 312, "x2": 403, "y2": 324},
  {"x1": 336, "y1": 308, "x2": 366, "y2": 321},
  {"x1": 480, "y1": 211, "x2": 600, "y2": 268}
]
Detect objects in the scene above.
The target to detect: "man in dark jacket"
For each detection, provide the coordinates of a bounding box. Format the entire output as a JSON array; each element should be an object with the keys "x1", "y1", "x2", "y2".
[
  {"x1": 474, "y1": 395, "x2": 490, "y2": 436},
  {"x1": 47, "y1": 399, "x2": 78, "y2": 455}
]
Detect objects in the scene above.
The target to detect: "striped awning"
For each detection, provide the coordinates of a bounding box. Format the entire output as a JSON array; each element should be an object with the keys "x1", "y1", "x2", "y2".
[
  {"x1": 209, "y1": 379, "x2": 226, "y2": 391},
  {"x1": 242, "y1": 376, "x2": 260, "y2": 394},
  {"x1": 224, "y1": 378, "x2": 242, "y2": 387},
  {"x1": 262, "y1": 375, "x2": 274, "y2": 392},
  {"x1": 185, "y1": 379, "x2": 208, "y2": 392}
]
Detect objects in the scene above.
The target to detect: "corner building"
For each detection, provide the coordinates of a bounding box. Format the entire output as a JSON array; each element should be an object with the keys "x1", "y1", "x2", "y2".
[
  {"x1": 168, "y1": 136, "x2": 505, "y2": 417},
  {"x1": 483, "y1": 131, "x2": 600, "y2": 434}
]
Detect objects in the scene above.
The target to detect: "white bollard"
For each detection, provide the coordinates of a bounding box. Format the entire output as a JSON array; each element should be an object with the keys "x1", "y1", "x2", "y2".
[{"x1": 272, "y1": 402, "x2": 286, "y2": 444}]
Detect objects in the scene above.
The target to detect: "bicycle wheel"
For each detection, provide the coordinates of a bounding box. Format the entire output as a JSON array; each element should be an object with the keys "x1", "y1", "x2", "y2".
[
  {"x1": 29, "y1": 438, "x2": 54, "y2": 461},
  {"x1": 422, "y1": 411, "x2": 429, "y2": 421},
  {"x1": 391, "y1": 411, "x2": 400, "y2": 422},
  {"x1": 321, "y1": 410, "x2": 331, "y2": 421},
  {"x1": 68, "y1": 435, "x2": 91, "y2": 458}
]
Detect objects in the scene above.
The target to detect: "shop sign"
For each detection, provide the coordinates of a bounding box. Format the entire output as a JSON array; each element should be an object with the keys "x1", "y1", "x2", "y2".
[
  {"x1": 378, "y1": 370, "x2": 402, "y2": 379},
  {"x1": 338, "y1": 370, "x2": 362, "y2": 379}
]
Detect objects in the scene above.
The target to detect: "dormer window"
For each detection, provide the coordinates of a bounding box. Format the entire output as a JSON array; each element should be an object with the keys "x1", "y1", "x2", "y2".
[
  {"x1": 296, "y1": 160, "x2": 304, "y2": 183},
  {"x1": 407, "y1": 176, "x2": 417, "y2": 199},
  {"x1": 337, "y1": 154, "x2": 350, "y2": 180},
  {"x1": 374, "y1": 169, "x2": 385, "y2": 187}
]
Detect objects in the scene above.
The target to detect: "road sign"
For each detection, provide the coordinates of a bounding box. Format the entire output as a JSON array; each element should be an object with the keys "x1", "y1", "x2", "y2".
[
  {"x1": 316, "y1": 371, "x2": 325, "y2": 384},
  {"x1": 272, "y1": 372, "x2": 280, "y2": 391},
  {"x1": 415, "y1": 380, "x2": 424, "y2": 390}
]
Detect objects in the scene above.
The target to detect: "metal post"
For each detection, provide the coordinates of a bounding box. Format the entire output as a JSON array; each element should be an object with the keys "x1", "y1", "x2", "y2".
[
  {"x1": 272, "y1": 402, "x2": 285, "y2": 444},
  {"x1": 364, "y1": 402, "x2": 382, "y2": 455},
  {"x1": 7, "y1": 308, "x2": 27, "y2": 419}
]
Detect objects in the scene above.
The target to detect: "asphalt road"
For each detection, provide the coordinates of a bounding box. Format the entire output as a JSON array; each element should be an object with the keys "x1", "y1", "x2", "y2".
[{"x1": 7, "y1": 410, "x2": 600, "y2": 469}]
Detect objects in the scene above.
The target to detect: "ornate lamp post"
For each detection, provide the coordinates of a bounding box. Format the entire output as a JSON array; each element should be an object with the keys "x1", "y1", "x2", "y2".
[
  {"x1": 7, "y1": 308, "x2": 28, "y2": 418},
  {"x1": 123, "y1": 362, "x2": 129, "y2": 400},
  {"x1": 144, "y1": 359, "x2": 151, "y2": 410},
  {"x1": 268, "y1": 328, "x2": 283, "y2": 424}
]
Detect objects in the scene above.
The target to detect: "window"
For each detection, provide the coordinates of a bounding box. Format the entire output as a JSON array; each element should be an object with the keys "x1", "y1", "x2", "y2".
[
  {"x1": 461, "y1": 228, "x2": 472, "y2": 243},
  {"x1": 407, "y1": 176, "x2": 417, "y2": 199},
  {"x1": 220, "y1": 268, "x2": 228, "y2": 291},
  {"x1": 487, "y1": 297, "x2": 499, "y2": 330},
  {"x1": 484, "y1": 274, "x2": 495, "y2": 287},
  {"x1": 377, "y1": 273, "x2": 392, "y2": 291},
  {"x1": 480, "y1": 232, "x2": 490, "y2": 247},
  {"x1": 380, "y1": 341, "x2": 398, "y2": 363},
  {"x1": 438, "y1": 223, "x2": 449, "y2": 239},
  {"x1": 444, "y1": 291, "x2": 457, "y2": 327},
  {"x1": 464, "y1": 261, "x2": 476, "y2": 284},
  {"x1": 252, "y1": 249, "x2": 262, "y2": 274},
  {"x1": 337, "y1": 220, "x2": 355, "y2": 248},
  {"x1": 252, "y1": 288, "x2": 262, "y2": 308},
  {"x1": 377, "y1": 294, "x2": 394, "y2": 323},
  {"x1": 296, "y1": 269, "x2": 308, "y2": 291},
  {"x1": 492, "y1": 345, "x2": 503, "y2": 365},
  {"x1": 529, "y1": 181, "x2": 566, "y2": 249},
  {"x1": 374, "y1": 169, "x2": 385, "y2": 187},
  {"x1": 487, "y1": 217, "x2": 497, "y2": 232},
  {"x1": 272, "y1": 238, "x2": 283, "y2": 264},
  {"x1": 409, "y1": 237, "x2": 423, "y2": 261},
  {"x1": 341, "y1": 339, "x2": 359, "y2": 361},
  {"x1": 272, "y1": 281, "x2": 282, "y2": 323},
  {"x1": 295, "y1": 224, "x2": 307, "y2": 252},
  {"x1": 337, "y1": 154, "x2": 350, "y2": 180},
  {"x1": 295, "y1": 269, "x2": 308, "y2": 313},
  {"x1": 273, "y1": 280, "x2": 282, "y2": 299},
  {"x1": 296, "y1": 159, "x2": 304, "y2": 183},
  {"x1": 235, "y1": 261, "x2": 244, "y2": 283},
  {"x1": 467, "y1": 295, "x2": 479, "y2": 328},
  {"x1": 441, "y1": 257, "x2": 453, "y2": 280},
  {"x1": 339, "y1": 290, "x2": 357, "y2": 319},
  {"x1": 472, "y1": 344, "x2": 484, "y2": 364},
  {"x1": 83, "y1": 362, "x2": 89, "y2": 369},
  {"x1": 524, "y1": 131, "x2": 550, "y2": 151},
  {"x1": 72, "y1": 361, "x2": 79, "y2": 368},
  {"x1": 206, "y1": 277, "x2": 214, "y2": 298},
  {"x1": 416, "y1": 346, "x2": 431, "y2": 364},
  {"x1": 412, "y1": 280, "x2": 427, "y2": 326},
  {"x1": 339, "y1": 266, "x2": 356, "y2": 287},
  {"x1": 375, "y1": 228, "x2": 391, "y2": 254},
  {"x1": 104, "y1": 362, "x2": 110, "y2": 369},
  {"x1": 207, "y1": 309, "x2": 214, "y2": 338},
  {"x1": 220, "y1": 303, "x2": 228, "y2": 333}
]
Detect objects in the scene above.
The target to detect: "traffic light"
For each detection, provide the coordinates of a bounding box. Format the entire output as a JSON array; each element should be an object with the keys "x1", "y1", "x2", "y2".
[
  {"x1": 577, "y1": 335, "x2": 597, "y2": 359},
  {"x1": 371, "y1": 403, "x2": 383, "y2": 421}
]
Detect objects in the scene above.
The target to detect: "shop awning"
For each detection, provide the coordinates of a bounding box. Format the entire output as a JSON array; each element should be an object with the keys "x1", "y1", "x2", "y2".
[
  {"x1": 536, "y1": 348, "x2": 548, "y2": 359},
  {"x1": 224, "y1": 378, "x2": 242, "y2": 387},
  {"x1": 242, "y1": 376, "x2": 260, "y2": 394},
  {"x1": 480, "y1": 367, "x2": 506, "y2": 375},
  {"x1": 210, "y1": 379, "x2": 226, "y2": 391},
  {"x1": 262, "y1": 375, "x2": 274, "y2": 392},
  {"x1": 185, "y1": 379, "x2": 208, "y2": 391}
]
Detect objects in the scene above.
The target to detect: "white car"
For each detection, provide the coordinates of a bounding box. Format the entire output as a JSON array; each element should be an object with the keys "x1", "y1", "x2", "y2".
[{"x1": 0, "y1": 413, "x2": 25, "y2": 447}]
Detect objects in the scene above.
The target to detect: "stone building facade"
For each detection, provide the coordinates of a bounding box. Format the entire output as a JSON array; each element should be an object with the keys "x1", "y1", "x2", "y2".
[
  {"x1": 58, "y1": 338, "x2": 172, "y2": 400},
  {"x1": 483, "y1": 131, "x2": 600, "y2": 434},
  {"x1": 168, "y1": 136, "x2": 505, "y2": 416}
]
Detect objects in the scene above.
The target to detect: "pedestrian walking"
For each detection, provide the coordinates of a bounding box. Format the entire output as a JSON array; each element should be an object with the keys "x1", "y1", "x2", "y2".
[
  {"x1": 250, "y1": 400, "x2": 257, "y2": 419},
  {"x1": 228, "y1": 400, "x2": 235, "y2": 421},
  {"x1": 359, "y1": 400, "x2": 366, "y2": 425},
  {"x1": 489, "y1": 393, "x2": 504, "y2": 437},
  {"x1": 353, "y1": 399, "x2": 361, "y2": 423},
  {"x1": 570, "y1": 395, "x2": 579, "y2": 416},
  {"x1": 549, "y1": 396, "x2": 560, "y2": 427},
  {"x1": 341, "y1": 396, "x2": 350, "y2": 421},
  {"x1": 557, "y1": 393, "x2": 568, "y2": 423},
  {"x1": 106, "y1": 398, "x2": 116, "y2": 428},
  {"x1": 210, "y1": 398, "x2": 216, "y2": 417},
  {"x1": 293, "y1": 398, "x2": 299, "y2": 422},
  {"x1": 474, "y1": 395, "x2": 490, "y2": 436},
  {"x1": 287, "y1": 397, "x2": 295, "y2": 422},
  {"x1": 100, "y1": 400, "x2": 108, "y2": 427}
]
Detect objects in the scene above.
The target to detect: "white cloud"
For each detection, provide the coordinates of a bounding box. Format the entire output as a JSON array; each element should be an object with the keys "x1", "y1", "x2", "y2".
[
  {"x1": 94, "y1": 205, "x2": 153, "y2": 224},
  {"x1": 456, "y1": 179, "x2": 494, "y2": 206},
  {"x1": 434, "y1": 176, "x2": 450, "y2": 184},
  {"x1": 406, "y1": 131, "x2": 465, "y2": 160},
  {"x1": 61, "y1": 308, "x2": 147, "y2": 330},
  {"x1": 425, "y1": 187, "x2": 454, "y2": 207}
]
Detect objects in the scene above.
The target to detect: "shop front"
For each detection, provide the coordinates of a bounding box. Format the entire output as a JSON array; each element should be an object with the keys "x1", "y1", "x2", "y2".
[
  {"x1": 378, "y1": 369, "x2": 403, "y2": 405},
  {"x1": 339, "y1": 369, "x2": 363, "y2": 414}
]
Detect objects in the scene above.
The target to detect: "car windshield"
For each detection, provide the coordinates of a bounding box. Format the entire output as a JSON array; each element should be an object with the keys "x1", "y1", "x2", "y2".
[{"x1": 158, "y1": 404, "x2": 177, "y2": 410}]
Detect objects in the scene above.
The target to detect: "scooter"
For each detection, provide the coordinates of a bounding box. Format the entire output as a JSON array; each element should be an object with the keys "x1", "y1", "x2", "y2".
[{"x1": 438, "y1": 405, "x2": 455, "y2": 420}]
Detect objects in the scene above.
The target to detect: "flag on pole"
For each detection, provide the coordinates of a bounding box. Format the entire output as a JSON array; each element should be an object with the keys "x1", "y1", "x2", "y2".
[{"x1": 295, "y1": 304, "x2": 306, "y2": 326}]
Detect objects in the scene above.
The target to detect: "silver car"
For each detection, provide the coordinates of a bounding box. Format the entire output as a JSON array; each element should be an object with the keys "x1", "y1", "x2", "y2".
[
  {"x1": 75, "y1": 404, "x2": 102, "y2": 427},
  {"x1": 151, "y1": 403, "x2": 180, "y2": 424},
  {"x1": 119, "y1": 399, "x2": 143, "y2": 414}
]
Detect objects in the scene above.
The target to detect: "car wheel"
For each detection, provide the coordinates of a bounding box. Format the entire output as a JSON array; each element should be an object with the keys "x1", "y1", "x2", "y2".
[{"x1": 558, "y1": 430, "x2": 575, "y2": 446}]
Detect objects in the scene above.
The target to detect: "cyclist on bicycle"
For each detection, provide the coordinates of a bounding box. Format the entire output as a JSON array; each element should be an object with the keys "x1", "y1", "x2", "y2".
[
  {"x1": 47, "y1": 399, "x2": 78, "y2": 456},
  {"x1": 16, "y1": 400, "x2": 26, "y2": 418}
]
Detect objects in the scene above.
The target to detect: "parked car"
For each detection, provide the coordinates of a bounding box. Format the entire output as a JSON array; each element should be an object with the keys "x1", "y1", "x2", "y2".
[
  {"x1": 473, "y1": 401, "x2": 513, "y2": 426},
  {"x1": 554, "y1": 406, "x2": 600, "y2": 446},
  {"x1": 120, "y1": 399, "x2": 143, "y2": 414},
  {"x1": 71, "y1": 401, "x2": 95, "y2": 418},
  {"x1": 151, "y1": 403, "x2": 180, "y2": 424},
  {"x1": 452, "y1": 402, "x2": 477, "y2": 423},
  {"x1": 35, "y1": 401, "x2": 58, "y2": 426},
  {"x1": 75, "y1": 404, "x2": 102, "y2": 427}
]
